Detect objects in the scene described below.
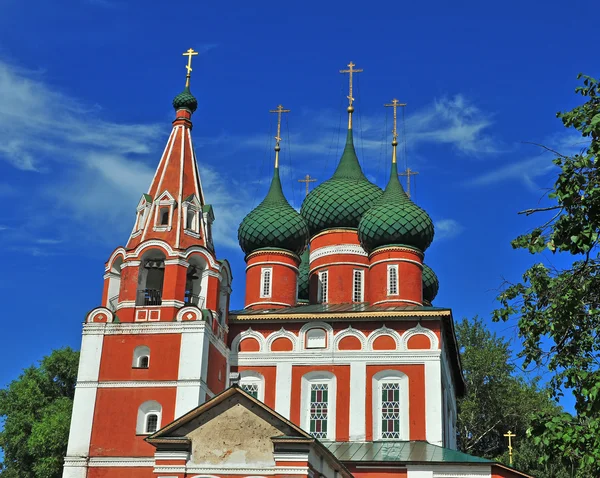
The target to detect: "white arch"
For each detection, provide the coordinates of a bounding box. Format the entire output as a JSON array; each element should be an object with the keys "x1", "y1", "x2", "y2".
[
  {"x1": 230, "y1": 328, "x2": 266, "y2": 353},
  {"x1": 367, "y1": 326, "x2": 402, "y2": 351},
  {"x1": 266, "y1": 327, "x2": 298, "y2": 352},
  {"x1": 239, "y1": 370, "x2": 265, "y2": 401},
  {"x1": 182, "y1": 246, "x2": 220, "y2": 270},
  {"x1": 132, "y1": 345, "x2": 150, "y2": 368},
  {"x1": 372, "y1": 369, "x2": 409, "y2": 440},
  {"x1": 136, "y1": 400, "x2": 162, "y2": 435},
  {"x1": 333, "y1": 326, "x2": 367, "y2": 351},
  {"x1": 86, "y1": 307, "x2": 114, "y2": 324},
  {"x1": 401, "y1": 323, "x2": 439, "y2": 350},
  {"x1": 104, "y1": 247, "x2": 126, "y2": 272},
  {"x1": 299, "y1": 321, "x2": 333, "y2": 351}
]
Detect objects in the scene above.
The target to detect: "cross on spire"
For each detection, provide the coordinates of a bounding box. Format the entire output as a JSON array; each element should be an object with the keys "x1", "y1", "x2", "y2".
[
  {"x1": 399, "y1": 167, "x2": 419, "y2": 199},
  {"x1": 298, "y1": 174, "x2": 317, "y2": 197},
  {"x1": 385, "y1": 98, "x2": 407, "y2": 166},
  {"x1": 269, "y1": 104, "x2": 290, "y2": 168},
  {"x1": 340, "y1": 61, "x2": 363, "y2": 129},
  {"x1": 182, "y1": 48, "x2": 199, "y2": 87}
]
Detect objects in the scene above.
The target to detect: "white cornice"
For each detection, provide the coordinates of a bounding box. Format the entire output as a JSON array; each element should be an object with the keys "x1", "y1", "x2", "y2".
[
  {"x1": 310, "y1": 244, "x2": 367, "y2": 263},
  {"x1": 88, "y1": 457, "x2": 154, "y2": 467},
  {"x1": 246, "y1": 260, "x2": 299, "y2": 273},
  {"x1": 232, "y1": 350, "x2": 441, "y2": 365},
  {"x1": 164, "y1": 258, "x2": 190, "y2": 267},
  {"x1": 83, "y1": 321, "x2": 210, "y2": 335},
  {"x1": 370, "y1": 257, "x2": 424, "y2": 268}
]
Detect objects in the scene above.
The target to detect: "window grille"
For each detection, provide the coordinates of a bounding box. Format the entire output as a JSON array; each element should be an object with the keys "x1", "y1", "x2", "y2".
[
  {"x1": 145, "y1": 413, "x2": 159, "y2": 434},
  {"x1": 241, "y1": 383, "x2": 259, "y2": 398},
  {"x1": 318, "y1": 271, "x2": 328, "y2": 304},
  {"x1": 353, "y1": 270, "x2": 363, "y2": 302},
  {"x1": 260, "y1": 268, "x2": 272, "y2": 298},
  {"x1": 388, "y1": 265, "x2": 398, "y2": 295},
  {"x1": 309, "y1": 383, "x2": 329, "y2": 438},
  {"x1": 380, "y1": 382, "x2": 401, "y2": 439}
]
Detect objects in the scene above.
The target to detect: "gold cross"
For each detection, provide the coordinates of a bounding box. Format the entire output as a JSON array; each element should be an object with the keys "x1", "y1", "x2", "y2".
[
  {"x1": 298, "y1": 174, "x2": 317, "y2": 197},
  {"x1": 399, "y1": 167, "x2": 419, "y2": 199},
  {"x1": 269, "y1": 104, "x2": 290, "y2": 168},
  {"x1": 339, "y1": 61, "x2": 363, "y2": 107},
  {"x1": 182, "y1": 48, "x2": 199, "y2": 87},
  {"x1": 384, "y1": 98, "x2": 407, "y2": 144},
  {"x1": 503, "y1": 430, "x2": 516, "y2": 465}
]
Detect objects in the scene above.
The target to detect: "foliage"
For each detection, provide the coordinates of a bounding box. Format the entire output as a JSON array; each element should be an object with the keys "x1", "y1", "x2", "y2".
[
  {"x1": 0, "y1": 347, "x2": 79, "y2": 478},
  {"x1": 494, "y1": 74, "x2": 600, "y2": 473}
]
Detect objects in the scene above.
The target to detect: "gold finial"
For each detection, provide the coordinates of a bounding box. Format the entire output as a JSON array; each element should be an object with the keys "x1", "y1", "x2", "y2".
[
  {"x1": 269, "y1": 104, "x2": 291, "y2": 168},
  {"x1": 385, "y1": 98, "x2": 407, "y2": 164},
  {"x1": 182, "y1": 48, "x2": 199, "y2": 87},
  {"x1": 298, "y1": 174, "x2": 317, "y2": 197},
  {"x1": 398, "y1": 167, "x2": 419, "y2": 199},
  {"x1": 503, "y1": 430, "x2": 516, "y2": 465},
  {"x1": 340, "y1": 61, "x2": 363, "y2": 129}
]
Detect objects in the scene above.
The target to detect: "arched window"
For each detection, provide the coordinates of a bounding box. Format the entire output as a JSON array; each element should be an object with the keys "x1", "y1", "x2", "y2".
[
  {"x1": 137, "y1": 249, "x2": 166, "y2": 306},
  {"x1": 136, "y1": 401, "x2": 162, "y2": 435},
  {"x1": 305, "y1": 328, "x2": 327, "y2": 349},
  {"x1": 106, "y1": 255, "x2": 123, "y2": 312},
  {"x1": 239, "y1": 371, "x2": 265, "y2": 401},
  {"x1": 372, "y1": 370, "x2": 409, "y2": 440},
  {"x1": 301, "y1": 372, "x2": 336, "y2": 440},
  {"x1": 185, "y1": 255, "x2": 208, "y2": 307},
  {"x1": 153, "y1": 191, "x2": 175, "y2": 231},
  {"x1": 160, "y1": 207, "x2": 169, "y2": 225},
  {"x1": 132, "y1": 345, "x2": 150, "y2": 368}
]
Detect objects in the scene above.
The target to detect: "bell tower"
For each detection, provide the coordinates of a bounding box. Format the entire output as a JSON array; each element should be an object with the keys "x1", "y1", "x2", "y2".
[{"x1": 62, "y1": 49, "x2": 233, "y2": 478}]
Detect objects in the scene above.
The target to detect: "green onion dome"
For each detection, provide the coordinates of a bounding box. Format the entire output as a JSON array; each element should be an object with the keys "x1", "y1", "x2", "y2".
[
  {"x1": 300, "y1": 130, "x2": 382, "y2": 235},
  {"x1": 297, "y1": 248, "x2": 310, "y2": 302},
  {"x1": 358, "y1": 161, "x2": 434, "y2": 253},
  {"x1": 172, "y1": 86, "x2": 198, "y2": 113},
  {"x1": 422, "y1": 263, "x2": 439, "y2": 303},
  {"x1": 238, "y1": 168, "x2": 309, "y2": 256}
]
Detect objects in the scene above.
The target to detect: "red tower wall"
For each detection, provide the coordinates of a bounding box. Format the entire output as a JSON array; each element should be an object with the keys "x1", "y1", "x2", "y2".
[
  {"x1": 244, "y1": 250, "x2": 300, "y2": 309},
  {"x1": 368, "y1": 246, "x2": 423, "y2": 306}
]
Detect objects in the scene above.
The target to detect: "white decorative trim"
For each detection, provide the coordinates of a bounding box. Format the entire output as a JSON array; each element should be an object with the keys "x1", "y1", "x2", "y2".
[
  {"x1": 299, "y1": 321, "x2": 333, "y2": 351},
  {"x1": 372, "y1": 369, "x2": 410, "y2": 441},
  {"x1": 78, "y1": 379, "x2": 202, "y2": 388},
  {"x1": 164, "y1": 258, "x2": 190, "y2": 267},
  {"x1": 247, "y1": 261, "x2": 299, "y2": 273},
  {"x1": 349, "y1": 361, "x2": 366, "y2": 440},
  {"x1": 333, "y1": 326, "x2": 367, "y2": 351},
  {"x1": 119, "y1": 260, "x2": 141, "y2": 269},
  {"x1": 425, "y1": 360, "x2": 443, "y2": 446},
  {"x1": 367, "y1": 326, "x2": 402, "y2": 351},
  {"x1": 275, "y1": 362, "x2": 292, "y2": 418},
  {"x1": 245, "y1": 300, "x2": 292, "y2": 308},
  {"x1": 86, "y1": 307, "x2": 113, "y2": 324},
  {"x1": 266, "y1": 327, "x2": 298, "y2": 352},
  {"x1": 310, "y1": 244, "x2": 367, "y2": 263},
  {"x1": 273, "y1": 452, "x2": 309, "y2": 461},
  {"x1": 104, "y1": 247, "x2": 127, "y2": 272},
  {"x1": 184, "y1": 229, "x2": 201, "y2": 239},
  {"x1": 176, "y1": 306, "x2": 207, "y2": 322},
  {"x1": 160, "y1": 299, "x2": 186, "y2": 308},
  {"x1": 401, "y1": 323, "x2": 439, "y2": 350},
  {"x1": 128, "y1": 240, "x2": 176, "y2": 259},
  {"x1": 182, "y1": 246, "x2": 220, "y2": 270},
  {"x1": 259, "y1": 267, "x2": 273, "y2": 298},
  {"x1": 88, "y1": 457, "x2": 155, "y2": 467},
  {"x1": 310, "y1": 261, "x2": 367, "y2": 273},
  {"x1": 182, "y1": 466, "x2": 310, "y2": 475},
  {"x1": 83, "y1": 321, "x2": 209, "y2": 336},
  {"x1": 372, "y1": 298, "x2": 423, "y2": 306},
  {"x1": 230, "y1": 328, "x2": 266, "y2": 353},
  {"x1": 370, "y1": 257, "x2": 424, "y2": 269},
  {"x1": 155, "y1": 451, "x2": 190, "y2": 461}
]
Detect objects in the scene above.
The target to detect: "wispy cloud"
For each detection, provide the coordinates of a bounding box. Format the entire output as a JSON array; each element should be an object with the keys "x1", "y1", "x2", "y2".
[{"x1": 435, "y1": 219, "x2": 465, "y2": 240}]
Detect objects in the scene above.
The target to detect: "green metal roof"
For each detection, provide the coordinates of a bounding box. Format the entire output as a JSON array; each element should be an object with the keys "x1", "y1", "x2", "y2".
[
  {"x1": 323, "y1": 441, "x2": 492, "y2": 464},
  {"x1": 172, "y1": 86, "x2": 198, "y2": 112},
  {"x1": 238, "y1": 167, "x2": 309, "y2": 255},
  {"x1": 358, "y1": 161, "x2": 434, "y2": 253},
  {"x1": 300, "y1": 129, "x2": 382, "y2": 235},
  {"x1": 229, "y1": 303, "x2": 450, "y2": 317},
  {"x1": 422, "y1": 264, "x2": 440, "y2": 303}
]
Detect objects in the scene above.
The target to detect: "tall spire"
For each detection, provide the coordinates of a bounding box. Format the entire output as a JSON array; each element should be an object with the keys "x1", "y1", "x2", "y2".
[
  {"x1": 340, "y1": 61, "x2": 363, "y2": 129},
  {"x1": 269, "y1": 104, "x2": 290, "y2": 168}
]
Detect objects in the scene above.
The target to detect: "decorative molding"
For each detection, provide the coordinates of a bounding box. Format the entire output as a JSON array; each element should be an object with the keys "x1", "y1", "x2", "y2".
[
  {"x1": 77, "y1": 379, "x2": 204, "y2": 389},
  {"x1": 245, "y1": 300, "x2": 293, "y2": 308},
  {"x1": 369, "y1": 245, "x2": 424, "y2": 259},
  {"x1": 369, "y1": 257, "x2": 424, "y2": 269},
  {"x1": 176, "y1": 306, "x2": 205, "y2": 322},
  {"x1": 182, "y1": 246, "x2": 220, "y2": 270},
  {"x1": 230, "y1": 328, "x2": 267, "y2": 353},
  {"x1": 246, "y1": 249, "x2": 299, "y2": 261},
  {"x1": 119, "y1": 260, "x2": 141, "y2": 269},
  {"x1": 372, "y1": 299, "x2": 423, "y2": 306},
  {"x1": 299, "y1": 321, "x2": 334, "y2": 352},
  {"x1": 246, "y1": 260, "x2": 299, "y2": 273},
  {"x1": 266, "y1": 327, "x2": 299, "y2": 352},
  {"x1": 127, "y1": 240, "x2": 176, "y2": 259},
  {"x1": 310, "y1": 261, "x2": 368, "y2": 274},
  {"x1": 401, "y1": 323, "x2": 439, "y2": 350},
  {"x1": 88, "y1": 457, "x2": 155, "y2": 467},
  {"x1": 86, "y1": 307, "x2": 114, "y2": 324},
  {"x1": 184, "y1": 229, "x2": 201, "y2": 239},
  {"x1": 83, "y1": 321, "x2": 210, "y2": 336},
  {"x1": 367, "y1": 326, "x2": 402, "y2": 350},
  {"x1": 310, "y1": 244, "x2": 368, "y2": 263},
  {"x1": 104, "y1": 247, "x2": 127, "y2": 272},
  {"x1": 164, "y1": 258, "x2": 190, "y2": 267},
  {"x1": 160, "y1": 299, "x2": 186, "y2": 308},
  {"x1": 333, "y1": 326, "x2": 367, "y2": 351}
]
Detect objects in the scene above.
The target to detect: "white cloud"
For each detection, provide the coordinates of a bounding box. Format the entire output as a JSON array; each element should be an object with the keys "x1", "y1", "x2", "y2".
[{"x1": 435, "y1": 219, "x2": 465, "y2": 240}]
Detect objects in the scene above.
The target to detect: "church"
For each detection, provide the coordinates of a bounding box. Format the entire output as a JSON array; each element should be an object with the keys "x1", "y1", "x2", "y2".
[{"x1": 62, "y1": 50, "x2": 530, "y2": 478}]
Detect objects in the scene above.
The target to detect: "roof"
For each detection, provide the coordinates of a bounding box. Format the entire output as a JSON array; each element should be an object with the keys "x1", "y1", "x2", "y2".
[
  {"x1": 230, "y1": 303, "x2": 466, "y2": 397},
  {"x1": 323, "y1": 441, "x2": 492, "y2": 464}
]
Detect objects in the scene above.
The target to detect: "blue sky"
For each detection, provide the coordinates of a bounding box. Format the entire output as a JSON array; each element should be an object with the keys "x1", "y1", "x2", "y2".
[{"x1": 0, "y1": 0, "x2": 595, "y2": 394}]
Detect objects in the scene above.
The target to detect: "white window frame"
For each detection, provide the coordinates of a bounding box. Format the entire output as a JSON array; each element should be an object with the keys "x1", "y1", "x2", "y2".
[
  {"x1": 153, "y1": 192, "x2": 176, "y2": 232},
  {"x1": 317, "y1": 270, "x2": 328, "y2": 304},
  {"x1": 352, "y1": 269, "x2": 364, "y2": 302},
  {"x1": 305, "y1": 328, "x2": 327, "y2": 349},
  {"x1": 136, "y1": 401, "x2": 162, "y2": 435},
  {"x1": 387, "y1": 265, "x2": 399, "y2": 296},
  {"x1": 260, "y1": 267, "x2": 272, "y2": 298},
  {"x1": 239, "y1": 371, "x2": 265, "y2": 401},
  {"x1": 132, "y1": 345, "x2": 150, "y2": 369},
  {"x1": 372, "y1": 371, "x2": 409, "y2": 441},
  {"x1": 183, "y1": 196, "x2": 202, "y2": 238},
  {"x1": 300, "y1": 372, "x2": 336, "y2": 441}
]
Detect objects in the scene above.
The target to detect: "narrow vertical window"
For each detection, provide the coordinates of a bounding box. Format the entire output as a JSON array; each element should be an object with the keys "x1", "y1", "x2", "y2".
[
  {"x1": 387, "y1": 265, "x2": 398, "y2": 295},
  {"x1": 380, "y1": 382, "x2": 401, "y2": 439},
  {"x1": 260, "y1": 268, "x2": 272, "y2": 298},
  {"x1": 159, "y1": 207, "x2": 169, "y2": 226},
  {"x1": 309, "y1": 383, "x2": 329, "y2": 438},
  {"x1": 317, "y1": 271, "x2": 328, "y2": 304},
  {"x1": 145, "y1": 413, "x2": 159, "y2": 433},
  {"x1": 353, "y1": 269, "x2": 364, "y2": 302}
]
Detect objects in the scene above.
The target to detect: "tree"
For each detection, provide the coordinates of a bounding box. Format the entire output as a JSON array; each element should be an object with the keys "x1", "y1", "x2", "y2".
[
  {"x1": 494, "y1": 74, "x2": 600, "y2": 473},
  {"x1": 0, "y1": 347, "x2": 79, "y2": 478}
]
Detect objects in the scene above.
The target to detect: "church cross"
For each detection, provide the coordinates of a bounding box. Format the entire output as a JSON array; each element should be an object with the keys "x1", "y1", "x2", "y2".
[
  {"x1": 269, "y1": 104, "x2": 290, "y2": 168},
  {"x1": 503, "y1": 430, "x2": 516, "y2": 465},
  {"x1": 298, "y1": 174, "x2": 317, "y2": 197},
  {"x1": 182, "y1": 48, "x2": 199, "y2": 87},
  {"x1": 384, "y1": 98, "x2": 407, "y2": 145},
  {"x1": 340, "y1": 61, "x2": 363, "y2": 107},
  {"x1": 399, "y1": 167, "x2": 419, "y2": 199}
]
